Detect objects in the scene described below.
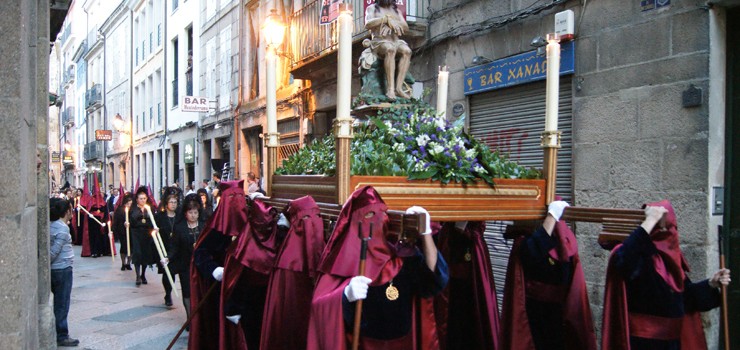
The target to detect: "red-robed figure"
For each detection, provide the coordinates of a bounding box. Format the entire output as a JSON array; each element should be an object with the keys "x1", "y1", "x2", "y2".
[
  {"x1": 260, "y1": 195, "x2": 325, "y2": 350},
  {"x1": 500, "y1": 200, "x2": 597, "y2": 350},
  {"x1": 307, "y1": 186, "x2": 448, "y2": 350},
  {"x1": 601, "y1": 200, "x2": 731, "y2": 350}
]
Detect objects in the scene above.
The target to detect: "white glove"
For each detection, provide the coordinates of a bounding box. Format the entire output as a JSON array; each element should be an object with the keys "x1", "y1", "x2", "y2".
[
  {"x1": 212, "y1": 266, "x2": 224, "y2": 282},
  {"x1": 277, "y1": 213, "x2": 290, "y2": 228},
  {"x1": 344, "y1": 276, "x2": 372, "y2": 302},
  {"x1": 160, "y1": 258, "x2": 169, "y2": 266},
  {"x1": 248, "y1": 192, "x2": 265, "y2": 200},
  {"x1": 406, "y1": 206, "x2": 431, "y2": 235},
  {"x1": 548, "y1": 201, "x2": 570, "y2": 222},
  {"x1": 226, "y1": 314, "x2": 241, "y2": 325}
]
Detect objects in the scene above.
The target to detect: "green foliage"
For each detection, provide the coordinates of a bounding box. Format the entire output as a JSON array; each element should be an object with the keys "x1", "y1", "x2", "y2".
[{"x1": 275, "y1": 97, "x2": 542, "y2": 184}]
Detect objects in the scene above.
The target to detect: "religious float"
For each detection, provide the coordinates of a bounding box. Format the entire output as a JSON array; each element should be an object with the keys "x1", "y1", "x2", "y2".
[{"x1": 259, "y1": 4, "x2": 643, "y2": 247}]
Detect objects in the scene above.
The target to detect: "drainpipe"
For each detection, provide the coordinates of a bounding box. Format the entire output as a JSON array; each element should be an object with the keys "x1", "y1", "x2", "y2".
[{"x1": 162, "y1": 0, "x2": 169, "y2": 189}]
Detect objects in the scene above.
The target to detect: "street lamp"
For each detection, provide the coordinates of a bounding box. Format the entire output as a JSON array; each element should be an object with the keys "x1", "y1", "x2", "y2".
[
  {"x1": 263, "y1": 8, "x2": 285, "y2": 196},
  {"x1": 64, "y1": 141, "x2": 73, "y2": 152}
]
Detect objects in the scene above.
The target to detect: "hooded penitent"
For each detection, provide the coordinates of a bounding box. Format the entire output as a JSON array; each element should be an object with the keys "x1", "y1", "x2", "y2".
[
  {"x1": 306, "y1": 186, "x2": 443, "y2": 350},
  {"x1": 601, "y1": 200, "x2": 709, "y2": 350},
  {"x1": 500, "y1": 218, "x2": 597, "y2": 350},
  {"x1": 260, "y1": 196, "x2": 325, "y2": 350},
  {"x1": 79, "y1": 178, "x2": 92, "y2": 256},
  {"x1": 189, "y1": 180, "x2": 248, "y2": 350},
  {"x1": 434, "y1": 221, "x2": 502, "y2": 350}
]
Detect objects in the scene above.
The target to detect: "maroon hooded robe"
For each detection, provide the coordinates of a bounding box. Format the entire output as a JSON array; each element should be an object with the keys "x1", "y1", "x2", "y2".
[
  {"x1": 501, "y1": 219, "x2": 597, "y2": 350},
  {"x1": 89, "y1": 176, "x2": 111, "y2": 256},
  {"x1": 189, "y1": 180, "x2": 248, "y2": 350},
  {"x1": 434, "y1": 221, "x2": 501, "y2": 350},
  {"x1": 601, "y1": 200, "x2": 714, "y2": 350},
  {"x1": 217, "y1": 196, "x2": 283, "y2": 350},
  {"x1": 79, "y1": 178, "x2": 92, "y2": 257},
  {"x1": 260, "y1": 196, "x2": 325, "y2": 350},
  {"x1": 306, "y1": 186, "x2": 442, "y2": 350}
]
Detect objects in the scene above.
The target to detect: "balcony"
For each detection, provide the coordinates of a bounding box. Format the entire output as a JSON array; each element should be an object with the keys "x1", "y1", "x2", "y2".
[
  {"x1": 83, "y1": 141, "x2": 103, "y2": 161},
  {"x1": 289, "y1": 0, "x2": 428, "y2": 79},
  {"x1": 85, "y1": 84, "x2": 102, "y2": 110},
  {"x1": 62, "y1": 107, "x2": 75, "y2": 127}
]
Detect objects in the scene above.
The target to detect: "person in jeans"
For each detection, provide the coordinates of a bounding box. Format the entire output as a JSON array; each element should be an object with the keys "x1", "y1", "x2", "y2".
[{"x1": 49, "y1": 197, "x2": 80, "y2": 347}]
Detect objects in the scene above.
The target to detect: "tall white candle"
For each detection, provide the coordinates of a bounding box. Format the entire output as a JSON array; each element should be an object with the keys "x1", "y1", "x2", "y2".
[
  {"x1": 108, "y1": 220, "x2": 115, "y2": 262},
  {"x1": 266, "y1": 46, "x2": 278, "y2": 145},
  {"x1": 144, "y1": 205, "x2": 167, "y2": 256},
  {"x1": 436, "y1": 66, "x2": 449, "y2": 119},
  {"x1": 544, "y1": 33, "x2": 561, "y2": 133},
  {"x1": 336, "y1": 5, "x2": 353, "y2": 136}
]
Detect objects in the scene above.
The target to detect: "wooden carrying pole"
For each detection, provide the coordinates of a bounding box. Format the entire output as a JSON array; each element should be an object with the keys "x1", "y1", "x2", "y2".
[
  {"x1": 718, "y1": 225, "x2": 730, "y2": 350},
  {"x1": 352, "y1": 222, "x2": 371, "y2": 350},
  {"x1": 166, "y1": 282, "x2": 219, "y2": 350}
]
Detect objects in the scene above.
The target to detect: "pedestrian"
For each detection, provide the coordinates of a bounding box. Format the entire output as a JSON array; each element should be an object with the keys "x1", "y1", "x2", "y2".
[
  {"x1": 246, "y1": 172, "x2": 259, "y2": 194},
  {"x1": 112, "y1": 193, "x2": 133, "y2": 270},
  {"x1": 126, "y1": 186, "x2": 159, "y2": 286},
  {"x1": 196, "y1": 188, "x2": 213, "y2": 223},
  {"x1": 163, "y1": 194, "x2": 203, "y2": 326},
  {"x1": 155, "y1": 193, "x2": 179, "y2": 307},
  {"x1": 212, "y1": 172, "x2": 221, "y2": 188},
  {"x1": 500, "y1": 200, "x2": 596, "y2": 350},
  {"x1": 49, "y1": 197, "x2": 80, "y2": 347},
  {"x1": 602, "y1": 200, "x2": 732, "y2": 349}
]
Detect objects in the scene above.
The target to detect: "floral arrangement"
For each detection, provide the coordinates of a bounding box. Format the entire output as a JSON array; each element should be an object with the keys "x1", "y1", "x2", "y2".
[{"x1": 275, "y1": 99, "x2": 541, "y2": 184}]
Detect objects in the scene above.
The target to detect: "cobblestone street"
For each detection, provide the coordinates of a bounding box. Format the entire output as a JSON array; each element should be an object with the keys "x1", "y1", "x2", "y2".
[{"x1": 65, "y1": 244, "x2": 188, "y2": 349}]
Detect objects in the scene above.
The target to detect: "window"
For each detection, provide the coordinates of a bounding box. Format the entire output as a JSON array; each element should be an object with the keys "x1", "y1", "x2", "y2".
[
  {"x1": 172, "y1": 37, "x2": 179, "y2": 106},
  {"x1": 149, "y1": 106, "x2": 154, "y2": 129},
  {"x1": 158, "y1": 102, "x2": 162, "y2": 125},
  {"x1": 135, "y1": 47, "x2": 139, "y2": 65},
  {"x1": 172, "y1": 0, "x2": 178, "y2": 12},
  {"x1": 149, "y1": 32, "x2": 153, "y2": 53},
  {"x1": 142, "y1": 40, "x2": 146, "y2": 60},
  {"x1": 158, "y1": 24, "x2": 162, "y2": 46}
]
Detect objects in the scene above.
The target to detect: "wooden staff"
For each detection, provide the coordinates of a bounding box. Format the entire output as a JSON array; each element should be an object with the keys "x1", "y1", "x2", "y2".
[
  {"x1": 145, "y1": 205, "x2": 178, "y2": 298},
  {"x1": 107, "y1": 220, "x2": 115, "y2": 263},
  {"x1": 125, "y1": 207, "x2": 131, "y2": 257},
  {"x1": 78, "y1": 205, "x2": 106, "y2": 227},
  {"x1": 165, "y1": 282, "x2": 219, "y2": 350},
  {"x1": 145, "y1": 205, "x2": 169, "y2": 256},
  {"x1": 719, "y1": 225, "x2": 730, "y2": 350},
  {"x1": 352, "y1": 222, "x2": 372, "y2": 350}
]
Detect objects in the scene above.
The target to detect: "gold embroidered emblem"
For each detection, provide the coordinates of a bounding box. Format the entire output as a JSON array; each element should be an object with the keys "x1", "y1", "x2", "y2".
[{"x1": 386, "y1": 281, "x2": 399, "y2": 301}]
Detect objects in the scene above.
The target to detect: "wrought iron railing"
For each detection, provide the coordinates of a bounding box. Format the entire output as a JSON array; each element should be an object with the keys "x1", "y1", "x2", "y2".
[
  {"x1": 83, "y1": 141, "x2": 103, "y2": 161},
  {"x1": 62, "y1": 107, "x2": 75, "y2": 127},
  {"x1": 289, "y1": 0, "x2": 428, "y2": 66},
  {"x1": 86, "y1": 84, "x2": 102, "y2": 108}
]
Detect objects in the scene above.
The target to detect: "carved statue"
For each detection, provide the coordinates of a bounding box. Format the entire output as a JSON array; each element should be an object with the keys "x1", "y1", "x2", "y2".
[{"x1": 361, "y1": 0, "x2": 412, "y2": 100}]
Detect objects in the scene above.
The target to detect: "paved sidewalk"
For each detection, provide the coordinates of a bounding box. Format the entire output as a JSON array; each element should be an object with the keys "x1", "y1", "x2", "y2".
[{"x1": 64, "y1": 244, "x2": 189, "y2": 349}]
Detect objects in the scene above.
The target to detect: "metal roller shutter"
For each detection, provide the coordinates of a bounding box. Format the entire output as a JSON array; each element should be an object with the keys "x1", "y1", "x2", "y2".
[{"x1": 468, "y1": 77, "x2": 573, "y2": 306}]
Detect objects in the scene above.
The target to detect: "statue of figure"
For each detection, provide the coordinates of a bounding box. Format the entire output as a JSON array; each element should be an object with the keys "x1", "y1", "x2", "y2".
[{"x1": 363, "y1": 0, "x2": 411, "y2": 100}]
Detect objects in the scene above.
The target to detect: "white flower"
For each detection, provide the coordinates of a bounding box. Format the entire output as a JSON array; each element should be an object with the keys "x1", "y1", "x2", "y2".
[
  {"x1": 434, "y1": 117, "x2": 446, "y2": 129},
  {"x1": 416, "y1": 135, "x2": 430, "y2": 147},
  {"x1": 414, "y1": 162, "x2": 425, "y2": 171},
  {"x1": 384, "y1": 121, "x2": 393, "y2": 128},
  {"x1": 430, "y1": 143, "x2": 444, "y2": 156},
  {"x1": 465, "y1": 149, "x2": 477, "y2": 158},
  {"x1": 473, "y1": 165, "x2": 487, "y2": 174},
  {"x1": 393, "y1": 143, "x2": 405, "y2": 152}
]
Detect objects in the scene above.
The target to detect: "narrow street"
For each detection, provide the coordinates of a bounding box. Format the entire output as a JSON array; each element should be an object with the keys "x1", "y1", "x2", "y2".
[{"x1": 66, "y1": 243, "x2": 188, "y2": 349}]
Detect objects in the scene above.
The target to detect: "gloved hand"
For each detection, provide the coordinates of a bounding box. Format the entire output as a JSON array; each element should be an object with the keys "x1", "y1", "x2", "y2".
[
  {"x1": 212, "y1": 266, "x2": 224, "y2": 282},
  {"x1": 406, "y1": 206, "x2": 431, "y2": 235},
  {"x1": 344, "y1": 276, "x2": 372, "y2": 302},
  {"x1": 277, "y1": 213, "x2": 290, "y2": 228},
  {"x1": 548, "y1": 201, "x2": 570, "y2": 222},
  {"x1": 248, "y1": 192, "x2": 265, "y2": 200},
  {"x1": 160, "y1": 258, "x2": 169, "y2": 266},
  {"x1": 226, "y1": 314, "x2": 241, "y2": 325}
]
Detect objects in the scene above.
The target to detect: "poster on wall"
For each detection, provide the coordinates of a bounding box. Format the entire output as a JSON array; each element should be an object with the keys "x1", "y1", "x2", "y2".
[
  {"x1": 363, "y1": 0, "x2": 406, "y2": 20},
  {"x1": 319, "y1": 0, "x2": 343, "y2": 25}
]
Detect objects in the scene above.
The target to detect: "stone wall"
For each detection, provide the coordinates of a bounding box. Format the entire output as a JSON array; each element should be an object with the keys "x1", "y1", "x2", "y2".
[
  {"x1": 413, "y1": 0, "x2": 717, "y2": 346},
  {"x1": 0, "y1": 0, "x2": 53, "y2": 348}
]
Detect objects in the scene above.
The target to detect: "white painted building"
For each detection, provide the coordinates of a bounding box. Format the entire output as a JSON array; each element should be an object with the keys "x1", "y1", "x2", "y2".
[
  {"x1": 131, "y1": 0, "x2": 166, "y2": 192},
  {"x1": 165, "y1": 0, "x2": 202, "y2": 191}
]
